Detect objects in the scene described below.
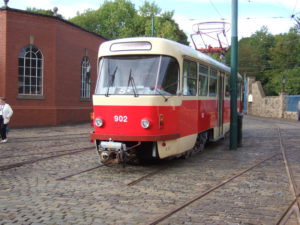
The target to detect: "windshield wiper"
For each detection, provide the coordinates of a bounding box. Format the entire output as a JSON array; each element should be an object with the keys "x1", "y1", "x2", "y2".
[
  {"x1": 127, "y1": 69, "x2": 139, "y2": 97},
  {"x1": 105, "y1": 66, "x2": 118, "y2": 97},
  {"x1": 155, "y1": 89, "x2": 169, "y2": 102},
  {"x1": 154, "y1": 81, "x2": 178, "y2": 102}
]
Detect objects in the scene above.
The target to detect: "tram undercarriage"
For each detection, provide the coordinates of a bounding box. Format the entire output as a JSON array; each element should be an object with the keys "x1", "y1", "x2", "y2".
[
  {"x1": 95, "y1": 140, "x2": 159, "y2": 165},
  {"x1": 95, "y1": 131, "x2": 210, "y2": 165}
]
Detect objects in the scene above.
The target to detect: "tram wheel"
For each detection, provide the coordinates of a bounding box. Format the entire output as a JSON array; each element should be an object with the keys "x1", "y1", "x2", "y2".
[{"x1": 192, "y1": 131, "x2": 208, "y2": 154}]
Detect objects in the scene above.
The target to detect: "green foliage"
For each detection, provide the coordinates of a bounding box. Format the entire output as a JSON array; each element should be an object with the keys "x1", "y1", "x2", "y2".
[
  {"x1": 26, "y1": 7, "x2": 64, "y2": 19},
  {"x1": 70, "y1": 9, "x2": 102, "y2": 34},
  {"x1": 269, "y1": 28, "x2": 300, "y2": 70},
  {"x1": 227, "y1": 26, "x2": 300, "y2": 95},
  {"x1": 69, "y1": 0, "x2": 188, "y2": 44},
  {"x1": 264, "y1": 67, "x2": 300, "y2": 95}
]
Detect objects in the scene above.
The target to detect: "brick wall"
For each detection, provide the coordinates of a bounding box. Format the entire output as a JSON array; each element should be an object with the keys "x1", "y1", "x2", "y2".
[
  {"x1": 0, "y1": 11, "x2": 7, "y2": 97},
  {"x1": 0, "y1": 8, "x2": 106, "y2": 127}
]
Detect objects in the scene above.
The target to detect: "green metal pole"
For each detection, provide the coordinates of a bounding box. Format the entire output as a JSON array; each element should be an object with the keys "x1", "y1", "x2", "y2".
[
  {"x1": 152, "y1": 14, "x2": 155, "y2": 36},
  {"x1": 230, "y1": 0, "x2": 238, "y2": 150}
]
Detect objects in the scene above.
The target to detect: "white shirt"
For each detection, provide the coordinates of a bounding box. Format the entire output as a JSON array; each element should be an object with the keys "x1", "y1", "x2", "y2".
[
  {"x1": 0, "y1": 104, "x2": 13, "y2": 124},
  {"x1": 0, "y1": 105, "x2": 4, "y2": 116}
]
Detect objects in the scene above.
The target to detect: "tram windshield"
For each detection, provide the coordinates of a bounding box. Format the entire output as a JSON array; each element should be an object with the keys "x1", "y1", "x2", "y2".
[{"x1": 95, "y1": 55, "x2": 179, "y2": 96}]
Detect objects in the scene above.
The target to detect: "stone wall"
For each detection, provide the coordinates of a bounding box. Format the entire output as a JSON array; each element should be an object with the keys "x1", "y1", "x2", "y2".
[
  {"x1": 247, "y1": 77, "x2": 298, "y2": 120},
  {"x1": 284, "y1": 111, "x2": 298, "y2": 120}
]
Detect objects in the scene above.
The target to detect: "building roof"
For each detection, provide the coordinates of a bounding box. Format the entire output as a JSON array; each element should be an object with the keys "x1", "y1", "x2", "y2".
[{"x1": 0, "y1": 7, "x2": 108, "y2": 40}]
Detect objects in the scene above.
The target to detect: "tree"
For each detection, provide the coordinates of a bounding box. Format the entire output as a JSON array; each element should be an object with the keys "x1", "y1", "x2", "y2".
[
  {"x1": 226, "y1": 27, "x2": 274, "y2": 82},
  {"x1": 264, "y1": 67, "x2": 300, "y2": 95},
  {"x1": 269, "y1": 28, "x2": 300, "y2": 70},
  {"x1": 266, "y1": 28, "x2": 300, "y2": 95},
  {"x1": 69, "y1": 0, "x2": 188, "y2": 44},
  {"x1": 26, "y1": 7, "x2": 64, "y2": 19},
  {"x1": 70, "y1": 9, "x2": 102, "y2": 34},
  {"x1": 70, "y1": 0, "x2": 137, "y2": 39},
  {"x1": 226, "y1": 26, "x2": 300, "y2": 95}
]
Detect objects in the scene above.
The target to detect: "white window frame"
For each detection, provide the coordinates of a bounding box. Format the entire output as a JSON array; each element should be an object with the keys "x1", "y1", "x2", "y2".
[
  {"x1": 18, "y1": 45, "x2": 43, "y2": 96},
  {"x1": 81, "y1": 56, "x2": 91, "y2": 99}
]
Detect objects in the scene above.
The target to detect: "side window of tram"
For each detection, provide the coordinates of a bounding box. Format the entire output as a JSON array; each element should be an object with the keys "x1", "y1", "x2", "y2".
[
  {"x1": 209, "y1": 69, "x2": 217, "y2": 97},
  {"x1": 159, "y1": 56, "x2": 179, "y2": 95},
  {"x1": 199, "y1": 64, "x2": 208, "y2": 96},
  {"x1": 183, "y1": 60, "x2": 197, "y2": 96},
  {"x1": 225, "y1": 75, "x2": 230, "y2": 97},
  {"x1": 237, "y1": 80, "x2": 242, "y2": 100}
]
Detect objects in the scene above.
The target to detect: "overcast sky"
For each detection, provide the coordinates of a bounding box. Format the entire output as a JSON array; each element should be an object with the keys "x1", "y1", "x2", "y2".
[{"x1": 6, "y1": 0, "x2": 300, "y2": 48}]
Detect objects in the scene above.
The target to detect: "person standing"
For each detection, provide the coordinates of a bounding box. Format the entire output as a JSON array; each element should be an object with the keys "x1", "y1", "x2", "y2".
[{"x1": 0, "y1": 97, "x2": 13, "y2": 143}]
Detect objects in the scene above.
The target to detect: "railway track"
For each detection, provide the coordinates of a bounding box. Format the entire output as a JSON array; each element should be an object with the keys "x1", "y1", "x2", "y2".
[
  {"x1": 11, "y1": 132, "x2": 88, "y2": 143},
  {"x1": 1, "y1": 116, "x2": 300, "y2": 224},
  {"x1": 250, "y1": 118, "x2": 300, "y2": 224},
  {"x1": 0, "y1": 144, "x2": 93, "y2": 160},
  {"x1": 147, "y1": 126, "x2": 300, "y2": 225},
  {"x1": 148, "y1": 153, "x2": 281, "y2": 225},
  {"x1": 275, "y1": 127, "x2": 300, "y2": 225},
  {"x1": 56, "y1": 164, "x2": 104, "y2": 180},
  {"x1": 13, "y1": 132, "x2": 88, "y2": 142},
  {"x1": 127, "y1": 167, "x2": 168, "y2": 186},
  {"x1": 0, "y1": 147, "x2": 93, "y2": 171}
]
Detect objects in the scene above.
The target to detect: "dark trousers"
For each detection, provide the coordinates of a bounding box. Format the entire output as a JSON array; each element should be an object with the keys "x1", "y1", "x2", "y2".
[{"x1": 0, "y1": 115, "x2": 7, "y2": 140}]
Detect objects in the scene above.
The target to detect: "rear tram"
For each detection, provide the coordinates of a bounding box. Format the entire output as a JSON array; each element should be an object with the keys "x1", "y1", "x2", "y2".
[{"x1": 90, "y1": 37, "x2": 242, "y2": 164}]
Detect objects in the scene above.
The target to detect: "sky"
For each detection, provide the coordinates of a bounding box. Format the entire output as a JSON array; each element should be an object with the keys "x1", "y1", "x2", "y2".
[{"x1": 5, "y1": 0, "x2": 300, "y2": 48}]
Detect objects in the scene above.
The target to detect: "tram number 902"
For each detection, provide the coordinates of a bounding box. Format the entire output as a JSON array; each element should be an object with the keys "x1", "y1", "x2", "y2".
[{"x1": 114, "y1": 115, "x2": 128, "y2": 123}]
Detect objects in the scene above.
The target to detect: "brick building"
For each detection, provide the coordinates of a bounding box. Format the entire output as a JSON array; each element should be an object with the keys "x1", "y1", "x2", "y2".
[{"x1": 0, "y1": 7, "x2": 107, "y2": 127}]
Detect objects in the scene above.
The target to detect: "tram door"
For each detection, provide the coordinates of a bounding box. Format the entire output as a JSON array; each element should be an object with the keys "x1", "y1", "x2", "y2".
[{"x1": 217, "y1": 73, "x2": 224, "y2": 136}]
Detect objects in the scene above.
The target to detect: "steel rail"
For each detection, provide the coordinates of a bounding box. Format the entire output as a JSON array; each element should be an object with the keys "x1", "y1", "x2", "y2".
[
  {"x1": 127, "y1": 167, "x2": 167, "y2": 186},
  {"x1": 148, "y1": 152, "x2": 280, "y2": 225},
  {"x1": 0, "y1": 147, "x2": 93, "y2": 171},
  {"x1": 0, "y1": 147, "x2": 92, "y2": 159},
  {"x1": 276, "y1": 194, "x2": 300, "y2": 225},
  {"x1": 276, "y1": 127, "x2": 300, "y2": 225},
  {"x1": 56, "y1": 164, "x2": 103, "y2": 180},
  {"x1": 12, "y1": 132, "x2": 88, "y2": 143}
]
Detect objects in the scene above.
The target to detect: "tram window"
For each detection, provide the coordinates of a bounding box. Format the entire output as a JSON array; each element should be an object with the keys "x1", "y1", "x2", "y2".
[
  {"x1": 183, "y1": 60, "x2": 197, "y2": 96},
  {"x1": 237, "y1": 80, "x2": 242, "y2": 100},
  {"x1": 225, "y1": 75, "x2": 230, "y2": 97},
  {"x1": 209, "y1": 69, "x2": 217, "y2": 97},
  {"x1": 157, "y1": 57, "x2": 179, "y2": 95},
  {"x1": 95, "y1": 55, "x2": 178, "y2": 96},
  {"x1": 199, "y1": 64, "x2": 208, "y2": 96}
]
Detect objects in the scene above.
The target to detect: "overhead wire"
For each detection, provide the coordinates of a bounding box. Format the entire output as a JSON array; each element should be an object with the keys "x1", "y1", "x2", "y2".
[
  {"x1": 245, "y1": 0, "x2": 298, "y2": 26},
  {"x1": 208, "y1": 0, "x2": 225, "y2": 20},
  {"x1": 292, "y1": 0, "x2": 299, "y2": 16},
  {"x1": 274, "y1": 0, "x2": 294, "y2": 16}
]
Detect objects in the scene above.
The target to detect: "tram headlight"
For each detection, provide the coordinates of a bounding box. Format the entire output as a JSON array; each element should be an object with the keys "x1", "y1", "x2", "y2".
[
  {"x1": 141, "y1": 119, "x2": 150, "y2": 129},
  {"x1": 94, "y1": 118, "x2": 104, "y2": 127}
]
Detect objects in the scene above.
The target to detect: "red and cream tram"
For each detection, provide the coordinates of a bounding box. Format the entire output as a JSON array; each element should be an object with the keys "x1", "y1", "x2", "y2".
[{"x1": 90, "y1": 37, "x2": 242, "y2": 164}]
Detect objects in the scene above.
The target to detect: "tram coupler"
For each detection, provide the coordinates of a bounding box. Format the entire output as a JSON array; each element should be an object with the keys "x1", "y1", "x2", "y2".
[{"x1": 97, "y1": 139, "x2": 127, "y2": 165}]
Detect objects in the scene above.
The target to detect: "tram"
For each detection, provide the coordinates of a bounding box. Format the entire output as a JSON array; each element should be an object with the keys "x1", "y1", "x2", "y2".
[{"x1": 90, "y1": 37, "x2": 243, "y2": 164}]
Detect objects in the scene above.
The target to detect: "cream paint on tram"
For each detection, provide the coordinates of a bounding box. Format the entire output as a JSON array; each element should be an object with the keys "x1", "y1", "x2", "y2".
[
  {"x1": 98, "y1": 37, "x2": 230, "y2": 74},
  {"x1": 93, "y1": 95, "x2": 182, "y2": 107},
  {"x1": 157, "y1": 134, "x2": 197, "y2": 158},
  {"x1": 93, "y1": 95, "x2": 216, "y2": 107}
]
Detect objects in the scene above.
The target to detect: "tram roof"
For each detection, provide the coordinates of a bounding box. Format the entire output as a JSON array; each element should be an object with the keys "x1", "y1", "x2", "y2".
[{"x1": 98, "y1": 37, "x2": 231, "y2": 73}]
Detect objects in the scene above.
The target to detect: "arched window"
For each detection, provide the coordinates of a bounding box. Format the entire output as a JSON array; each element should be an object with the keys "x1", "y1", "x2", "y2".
[
  {"x1": 81, "y1": 56, "x2": 91, "y2": 99},
  {"x1": 18, "y1": 45, "x2": 43, "y2": 95}
]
